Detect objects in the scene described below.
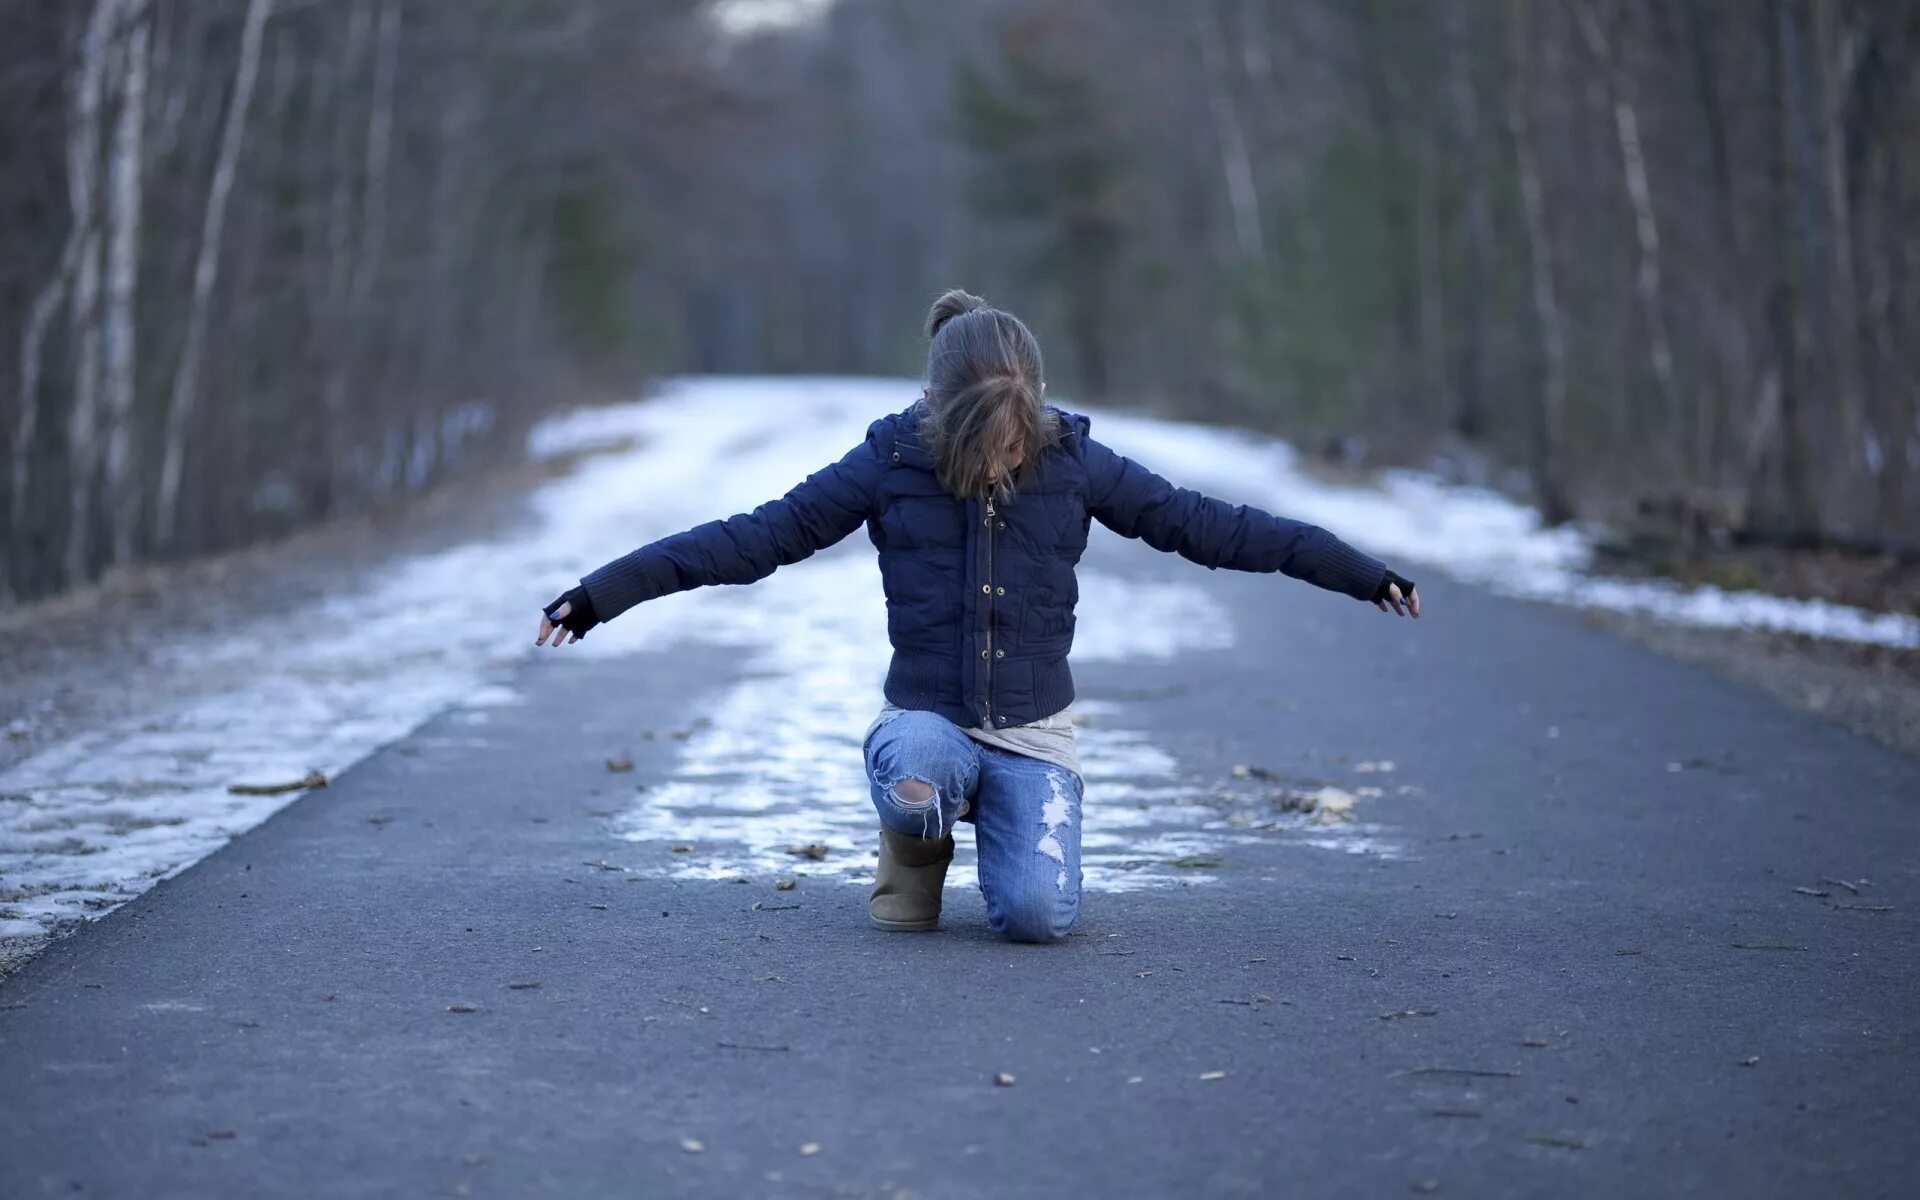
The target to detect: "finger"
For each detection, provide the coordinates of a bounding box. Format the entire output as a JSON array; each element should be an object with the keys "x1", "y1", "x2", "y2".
[
  {"x1": 1407, "y1": 588, "x2": 1421, "y2": 618},
  {"x1": 1375, "y1": 599, "x2": 1388, "y2": 613},
  {"x1": 1388, "y1": 584, "x2": 1406, "y2": 616},
  {"x1": 566, "y1": 629, "x2": 580, "y2": 645},
  {"x1": 537, "y1": 616, "x2": 554, "y2": 646},
  {"x1": 553, "y1": 600, "x2": 572, "y2": 620}
]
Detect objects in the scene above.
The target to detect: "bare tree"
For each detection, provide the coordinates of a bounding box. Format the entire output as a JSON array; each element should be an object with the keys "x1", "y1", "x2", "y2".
[
  {"x1": 154, "y1": 0, "x2": 273, "y2": 552},
  {"x1": 1194, "y1": 1, "x2": 1265, "y2": 264},
  {"x1": 7, "y1": 0, "x2": 1919, "y2": 606},
  {"x1": 62, "y1": 0, "x2": 115, "y2": 587},
  {"x1": 1506, "y1": 0, "x2": 1572, "y2": 524},
  {"x1": 1443, "y1": 0, "x2": 1492, "y2": 440},
  {"x1": 1578, "y1": 0, "x2": 1681, "y2": 476},
  {"x1": 1812, "y1": 0, "x2": 1865, "y2": 485},
  {"x1": 103, "y1": 0, "x2": 150, "y2": 568}
]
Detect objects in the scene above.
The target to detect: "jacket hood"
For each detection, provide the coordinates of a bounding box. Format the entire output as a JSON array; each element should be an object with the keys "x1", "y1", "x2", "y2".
[{"x1": 1054, "y1": 407, "x2": 1091, "y2": 445}]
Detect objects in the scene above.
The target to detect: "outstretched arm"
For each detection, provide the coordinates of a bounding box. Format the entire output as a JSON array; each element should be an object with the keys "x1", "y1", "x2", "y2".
[
  {"x1": 551, "y1": 437, "x2": 884, "y2": 636},
  {"x1": 1082, "y1": 434, "x2": 1392, "y2": 603}
]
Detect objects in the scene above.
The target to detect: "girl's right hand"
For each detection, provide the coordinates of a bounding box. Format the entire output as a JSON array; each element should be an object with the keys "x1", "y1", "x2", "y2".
[{"x1": 537, "y1": 586, "x2": 599, "y2": 646}]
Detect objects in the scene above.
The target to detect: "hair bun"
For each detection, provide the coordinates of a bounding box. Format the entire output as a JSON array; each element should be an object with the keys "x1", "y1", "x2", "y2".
[{"x1": 926, "y1": 288, "x2": 987, "y2": 338}]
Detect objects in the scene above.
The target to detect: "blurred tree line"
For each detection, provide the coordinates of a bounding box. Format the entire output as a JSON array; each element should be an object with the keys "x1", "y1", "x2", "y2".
[
  {"x1": 5, "y1": 0, "x2": 1917, "y2": 605},
  {"x1": 1, "y1": 0, "x2": 716, "y2": 603}
]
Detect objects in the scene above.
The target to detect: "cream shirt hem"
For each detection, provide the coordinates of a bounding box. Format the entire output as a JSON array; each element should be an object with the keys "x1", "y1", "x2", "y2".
[{"x1": 864, "y1": 702, "x2": 1081, "y2": 779}]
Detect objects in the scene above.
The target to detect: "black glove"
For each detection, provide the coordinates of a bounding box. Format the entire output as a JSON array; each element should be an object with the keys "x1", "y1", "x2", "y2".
[
  {"x1": 1371, "y1": 569, "x2": 1416, "y2": 605},
  {"x1": 544, "y1": 585, "x2": 600, "y2": 638}
]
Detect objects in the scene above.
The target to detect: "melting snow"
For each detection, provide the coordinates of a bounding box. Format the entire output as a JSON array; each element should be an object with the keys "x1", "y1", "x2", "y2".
[
  {"x1": 8, "y1": 373, "x2": 1899, "y2": 952},
  {"x1": 1091, "y1": 409, "x2": 1917, "y2": 649}
]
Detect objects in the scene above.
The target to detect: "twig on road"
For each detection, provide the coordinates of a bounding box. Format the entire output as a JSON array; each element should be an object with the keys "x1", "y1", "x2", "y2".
[
  {"x1": 226, "y1": 770, "x2": 327, "y2": 795},
  {"x1": 1391, "y1": 1067, "x2": 1520, "y2": 1079},
  {"x1": 716, "y1": 1040, "x2": 789, "y2": 1052},
  {"x1": 1820, "y1": 877, "x2": 1862, "y2": 895},
  {"x1": 1729, "y1": 942, "x2": 1807, "y2": 951}
]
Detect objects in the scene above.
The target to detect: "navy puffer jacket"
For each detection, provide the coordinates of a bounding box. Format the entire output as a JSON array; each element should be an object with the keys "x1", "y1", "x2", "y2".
[{"x1": 579, "y1": 401, "x2": 1388, "y2": 729}]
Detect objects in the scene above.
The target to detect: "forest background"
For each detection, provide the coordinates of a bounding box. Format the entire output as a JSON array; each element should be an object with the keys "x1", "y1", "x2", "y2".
[{"x1": 3, "y1": 0, "x2": 1916, "y2": 608}]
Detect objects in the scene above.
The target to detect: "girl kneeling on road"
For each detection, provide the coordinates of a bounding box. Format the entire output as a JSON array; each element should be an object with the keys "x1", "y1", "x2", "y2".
[{"x1": 537, "y1": 289, "x2": 1420, "y2": 943}]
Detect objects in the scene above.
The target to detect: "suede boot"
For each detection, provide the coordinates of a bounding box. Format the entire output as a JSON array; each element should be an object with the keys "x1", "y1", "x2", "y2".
[{"x1": 869, "y1": 824, "x2": 955, "y2": 932}]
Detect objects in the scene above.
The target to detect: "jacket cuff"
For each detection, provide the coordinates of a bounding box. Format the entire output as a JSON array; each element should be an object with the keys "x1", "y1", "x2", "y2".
[
  {"x1": 1311, "y1": 533, "x2": 1390, "y2": 602},
  {"x1": 579, "y1": 549, "x2": 674, "y2": 623}
]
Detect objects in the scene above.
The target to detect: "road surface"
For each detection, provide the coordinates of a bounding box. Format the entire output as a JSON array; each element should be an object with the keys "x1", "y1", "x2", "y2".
[{"x1": 3, "y1": 508, "x2": 1916, "y2": 1197}]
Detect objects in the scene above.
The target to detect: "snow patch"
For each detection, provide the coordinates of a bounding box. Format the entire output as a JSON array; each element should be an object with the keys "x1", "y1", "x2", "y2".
[{"x1": 1090, "y1": 409, "x2": 1917, "y2": 649}]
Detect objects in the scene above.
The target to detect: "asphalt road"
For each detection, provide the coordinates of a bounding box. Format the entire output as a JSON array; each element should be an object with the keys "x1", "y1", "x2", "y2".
[{"x1": 2, "y1": 541, "x2": 1916, "y2": 1199}]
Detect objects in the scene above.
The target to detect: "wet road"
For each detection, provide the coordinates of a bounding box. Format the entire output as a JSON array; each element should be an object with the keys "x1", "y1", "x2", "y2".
[{"x1": 2, "y1": 528, "x2": 1916, "y2": 1199}]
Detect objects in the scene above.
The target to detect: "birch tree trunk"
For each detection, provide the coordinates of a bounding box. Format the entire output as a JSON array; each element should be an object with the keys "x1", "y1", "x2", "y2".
[
  {"x1": 1812, "y1": 0, "x2": 1866, "y2": 495},
  {"x1": 356, "y1": 0, "x2": 400, "y2": 314},
  {"x1": 1506, "y1": 0, "x2": 1572, "y2": 525},
  {"x1": 323, "y1": 0, "x2": 400, "y2": 505},
  {"x1": 1877, "y1": 17, "x2": 1918, "y2": 529},
  {"x1": 319, "y1": 0, "x2": 371, "y2": 514},
  {"x1": 1415, "y1": 5, "x2": 1448, "y2": 429},
  {"x1": 1194, "y1": 1, "x2": 1265, "y2": 263},
  {"x1": 1444, "y1": 0, "x2": 1492, "y2": 440},
  {"x1": 8, "y1": 264, "x2": 70, "y2": 602},
  {"x1": 153, "y1": 0, "x2": 272, "y2": 552},
  {"x1": 1577, "y1": 0, "x2": 1681, "y2": 478},
  {"x1": 6, "y1": 0, "x2": 107, "y2": 600},
  {"x1": 103, "y1": 0, "x2": 151, "y2": 568},
  {"x1": 1676, "y1": 0, "x2": 1743, "y2": 490},
  {"x1": 1767, "y1": 0, "x2": 1820, "y2": 534},
  {"x1": 64, "y1": 0, "x2": 118, "y2": 587}
]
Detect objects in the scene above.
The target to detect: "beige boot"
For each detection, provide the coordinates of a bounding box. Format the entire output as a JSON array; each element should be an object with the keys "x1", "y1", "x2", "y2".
[{"x1": 869, "y1": 824, "x2": 955, "y2": 931}]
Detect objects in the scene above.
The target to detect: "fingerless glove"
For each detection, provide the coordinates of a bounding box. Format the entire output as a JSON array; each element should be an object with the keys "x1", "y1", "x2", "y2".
[
  {"x1": 544, "y1": 585, "x2": 601, "y2": 637},
  {"x1": 1371, "y1": 569, "x2": 1416, "y2": 604}
]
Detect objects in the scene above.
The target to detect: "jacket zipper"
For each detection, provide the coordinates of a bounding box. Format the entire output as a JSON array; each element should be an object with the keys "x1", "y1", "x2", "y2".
[{"x1": 982, "y1": 495, "x2": 996, "y2": 725}]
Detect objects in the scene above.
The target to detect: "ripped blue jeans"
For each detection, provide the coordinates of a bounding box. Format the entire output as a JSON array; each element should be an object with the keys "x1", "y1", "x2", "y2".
[{"x1": 864, "y1": 709, "x2": 1085, "y2": 943}]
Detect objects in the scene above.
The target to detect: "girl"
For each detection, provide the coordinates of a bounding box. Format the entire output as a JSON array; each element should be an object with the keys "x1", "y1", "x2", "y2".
[{"x1": 536, "y1": 290, "x2": 1420, "y2": 944}]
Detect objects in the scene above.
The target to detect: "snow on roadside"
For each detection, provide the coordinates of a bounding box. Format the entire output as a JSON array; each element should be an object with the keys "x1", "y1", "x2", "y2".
[
  {"x1": 1, "y1": 377, "x2": 1378, "y2": 953},
  {"x1": 1091, "y1": 410, "x2": 1918, "y2": 649},
  {"x1": 9, "y1": 372, "x2": 1903, "y2": 954}
]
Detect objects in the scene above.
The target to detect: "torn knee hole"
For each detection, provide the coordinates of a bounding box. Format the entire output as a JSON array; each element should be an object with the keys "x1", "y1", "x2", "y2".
[{"x1": 888, "y1": 777, "x2": 936, "y2": 806}]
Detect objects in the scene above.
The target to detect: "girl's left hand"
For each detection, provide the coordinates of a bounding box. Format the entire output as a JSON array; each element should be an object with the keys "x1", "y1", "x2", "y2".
[{"x1": 1373, "y1": 570, "x2": 1420, "y2": 618}]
